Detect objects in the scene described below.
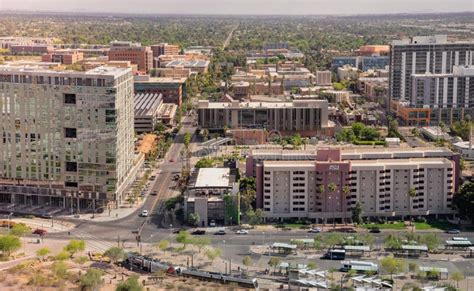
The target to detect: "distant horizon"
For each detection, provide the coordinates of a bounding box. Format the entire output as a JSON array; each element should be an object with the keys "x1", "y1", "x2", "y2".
[
  {"x1": 0, "y1": 0, "x2": 472, "y2": 16},
  {"x1": 0, "y1": 9, "x2": 473, "y2": 18}
]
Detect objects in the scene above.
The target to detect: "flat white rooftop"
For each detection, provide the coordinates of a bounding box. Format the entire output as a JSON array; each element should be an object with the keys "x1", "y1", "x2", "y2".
[
  {"x1": 0, "y1": 63, "x2": 131, "y2": 78},
  {"x1": 195, "y1": 168, "x2": 230, "y2": 188}
]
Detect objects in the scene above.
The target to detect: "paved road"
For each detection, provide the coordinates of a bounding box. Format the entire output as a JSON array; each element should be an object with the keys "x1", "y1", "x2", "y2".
[{"x1": 49, "y1": 115, "x2": 196, "y2": 248}]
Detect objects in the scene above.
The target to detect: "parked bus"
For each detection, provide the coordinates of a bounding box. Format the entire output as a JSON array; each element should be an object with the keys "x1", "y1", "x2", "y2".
[
  {"x1": 322, "y1": 249, "x2": 346, "y2": 260},
  {"x1": 340, "y1": 260, "x2": 378, "y2": 273}
]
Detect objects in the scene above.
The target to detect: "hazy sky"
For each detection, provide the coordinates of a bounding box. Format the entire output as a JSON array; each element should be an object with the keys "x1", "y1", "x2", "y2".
[{"x1": 0, "y1": 0, "x2": 473, "y2": 15}]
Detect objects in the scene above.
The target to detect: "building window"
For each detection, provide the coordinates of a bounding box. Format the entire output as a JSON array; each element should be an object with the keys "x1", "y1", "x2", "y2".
[
  {"x1": 65, "y1": 162, "x2": 78, "y2": 172},
  {"x1": 64, "y1": 93, "x2": 76, "y2": 104},
  {"x1": 65, "y1": 128, "x2": 77, "y2": 138},
  {"x1": 65, "y1": 181, "x2": 78, "y2": 188}
]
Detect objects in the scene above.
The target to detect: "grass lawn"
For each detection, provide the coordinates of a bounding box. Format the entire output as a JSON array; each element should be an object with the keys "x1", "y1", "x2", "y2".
[
  {"x1": 414, "y1": 220, "x2": 455, "y2": 231},
  {"x1": 360, "y1": 222, "x2": 407, "y2": 230}
]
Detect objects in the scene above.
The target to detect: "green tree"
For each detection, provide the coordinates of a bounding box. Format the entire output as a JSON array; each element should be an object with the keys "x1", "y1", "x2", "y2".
[
  {"x1": 104, "y1": 247, "x2": 127, "y2": 264},
  {"x1": 116, "y1": 275, "x2": 143, "y2": 291},
  {"x1": 450, "y1": 271, "x2": 464, "y2": 288},
  {"x1": 384, "y1": 234, "x2": 402, "y2": 250},
  {"x1": 323, "y1": 233, "x2": 344, "y2": 249},
  {"x1": 239, "y1": 177, "x2": 256, "y2": 191},
  {"x1": 191, "y1": 237, "x2": 210, "y2": 253},
  {"x1": 183, "y1": 132, "x2": 192, "y2": 149},
  {"x1": 154, "y1": 122, "x2": 166, "y2": 134},
  {"x1": 380, "y1": 256, "x2": 406, "y2": 280},
  {"x1": 0, "y1": 235, "x2": 21, "y2": 256},
  {"x1": 10, "y1": 223, "x2": 31, "y2": 237},
  {"x1": 56, "y1": 251, "x2": 70, "y2": 261},
  {"x1": 453, "y1": 182, "x2": 474, "y2": 222},
  {"x1": 176, "y1": 231, "x2": 192, "y2": 248},
  {"x1": 240, "y1": 189, "x2": 256, "y2": 212},
  {"x1": 195, "y1": 158, "x2": 214, "y2": 168},
  {"x1": 420, "y1": 233, "x2": 440, "y2": 252},
  {"x1": 157, "y1": 240, "x2": 170, "y2": 253},
  {"x1": 64, "y1": 239, "x2": 86, "y2": 258},
  {"x1": 36, "y1": 247, "x2": 51, "y2": 261},
  {"x1": 205, "y1": 248, "x2": 222, "y2": 262},
  {"x1": 52, "y1": 261, "x2": 69, "y2": 279},
  {"x1": 79, "y1": 268, "x2": 104, "y2": 291},
  {"x1": 268, "y1": 257, "x2": 281, "y2": 274},
  {"x1": 187, "y1": 213, "x2": 200, "y2": 226},
  {"x1": 351, "y1": 122, "x2": 365, "y2": 137},
  {"x1": 408, "y1": 187, "x2": 417, "y2": 199},
  {"x1": 242, "y1": 255, "x2": 252, "y2": 273},
  {"x1": 245, "y1": 209, "x2": 264, "y2": 226},
  {"x1": 351, "y1": 202, "x2": 363, "y2": 224}
]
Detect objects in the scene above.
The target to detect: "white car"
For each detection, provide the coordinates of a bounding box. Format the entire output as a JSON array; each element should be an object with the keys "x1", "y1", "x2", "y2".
[
  {"x1": 236, "y1": 229, "x2": 249, "y2": 235},
  {"x1": 308, "y1": 227, "x2": 321, "y2": 233},
  {"x1": 209, "y1": 220, "x2": 216, "y2": 227},
  {"x1": 140, "y1": 210, "x2": 149, "y2": 217}
]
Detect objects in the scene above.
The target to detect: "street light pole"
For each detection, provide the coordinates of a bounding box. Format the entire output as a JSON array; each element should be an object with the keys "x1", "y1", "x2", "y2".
[{"x1": 7, "y1": 212, "x2": 13, "y2": 234}]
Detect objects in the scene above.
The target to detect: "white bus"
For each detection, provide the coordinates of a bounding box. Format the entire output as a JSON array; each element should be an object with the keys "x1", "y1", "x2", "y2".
[{"x1": 340, "y1": 260, "x2": 378, "y2": 273}]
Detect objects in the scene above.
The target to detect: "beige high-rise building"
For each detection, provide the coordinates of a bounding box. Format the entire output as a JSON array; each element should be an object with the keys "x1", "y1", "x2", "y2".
[
  {"x1": 0, "y1": 63, "x2": 137, "y2": 212},
  {"x1": 250, "y1": 148, "x2": 459, "y2": 221}
]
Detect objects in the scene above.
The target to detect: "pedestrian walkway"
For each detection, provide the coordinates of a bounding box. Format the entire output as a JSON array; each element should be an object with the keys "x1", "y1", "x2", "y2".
[{"x1": 10, "y1": 217, "x2": 75, "y2": 233}]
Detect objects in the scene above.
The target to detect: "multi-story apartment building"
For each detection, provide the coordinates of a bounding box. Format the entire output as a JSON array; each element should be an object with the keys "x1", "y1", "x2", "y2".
[
  {"x1": 198, "y1": 99, "x2": 334, "y2": 137},
  {"x1": 0, "y1": 64, "x2": 137, "y2": 211},
  {"x1": 252, "y1": 148, "x2": 459, "y2": 221},
  {"x1": 151, "y1": 43, "x2": 180, "y2": 58},
  {"x1": 108, "y1": 41, "x2": 153, "y2": 73},
  {"x1": 41, "y1": 49, "x2": 84, "y2": 65},
  {"x1": 315, "y1": 70, "x2": 332, "y2": 86},
  {"x1": 134, "y1": 75, "x2": 187, "y2": 106},
  {"x1": 407, "y1": 65, "x2": 474, "y2": 124},
  {"x1": 389, "y1": 35, "x2": 474, "y2": 125}
]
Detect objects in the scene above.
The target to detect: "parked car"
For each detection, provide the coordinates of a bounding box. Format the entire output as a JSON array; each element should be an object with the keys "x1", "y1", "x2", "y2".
[
  {"x1": 214, "y1": 230, "x2": 226, "y2": 235},
  {"x1": 209, "y1": 220, "x2": 216, "y2": 227},
  {"x1": 308, "y1": 227, "x2": 322, "y2": 233},
  {"x1": 140, "y1": 210, "x2": 149, "y2": 217},
  {"x1": 172, "y1": 228, "x2": 186, "y2": 234},
  {"x1": 236, "y1": 230, "x2": 249, "y2": 235},
  {"x1": 132, "y1": 228, "x2": 140, "y2": 234},
  {"x1": 446, "y1": 229, "x2": 461, "y2": 234},
  {"x1": 369, "y1": 227, "x2": 381, "y2": 233},
  {"x1": 191, "y1": 230, "x2": 206, "y2": 235},
  {"x1": 32, "y1": 228, "x2": 47, "y2": 236}
]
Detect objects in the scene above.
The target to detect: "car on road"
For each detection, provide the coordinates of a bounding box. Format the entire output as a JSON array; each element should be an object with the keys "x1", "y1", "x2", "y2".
[
  {"x1": 209, "y1": 220, "x2": 216, "y2": 227},
  {"x1": 169, "y1": 158, "x2": 175, "y2": 162},
  {"x1": 214, "y1": 230, "x2": 226, "y2": 235},
  {"x1": 236, "y1": 229, "x2": 249, "y2": 235},
  {"x1": 172, "y1": 228, "x2": 186, "y2": 234},
  {"x1": 32, "y1": 228, "x2": 47, "y2": 236},
  {"x1": 369, "y1": 227, "x2": 381, "y2": 233},
  {"x1": 191, "y1": 230, "x2": 206, "y2": 235},
  {"x1": 132, "y1": 228, "x2": 140, "y2": 234},
  {"x1": 140, "y1": 210, "x2": 149, "y2": 217},
  {"x1": 150, "y1": 191, "x2": 158, "y2": 196},
  {"x1": 446, "y1": 229, "x2": 461, "y2": 234},
  {"x1": 308, "y1": 227, "x2": 321, "y2": 233}
]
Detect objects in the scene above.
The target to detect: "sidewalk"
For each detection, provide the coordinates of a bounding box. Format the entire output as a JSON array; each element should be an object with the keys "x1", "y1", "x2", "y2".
[
  {"x1": 62, "y1": 168, "x2": 163, "y2": 223},
  {"x1": 10, "y1": 217, "x2": 75, "y2": 233}
]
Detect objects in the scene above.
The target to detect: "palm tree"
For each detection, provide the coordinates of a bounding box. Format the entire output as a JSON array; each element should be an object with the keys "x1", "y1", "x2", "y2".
[
  {"x1": 328, "y1": 183, "x2": 338, "y2": 229},
  {"x1": 407, "y1": 187, "x2": 417, "y2": 230},
  {"x1": 342, "y1": 185, "x2": 351, "y2": 225}
]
